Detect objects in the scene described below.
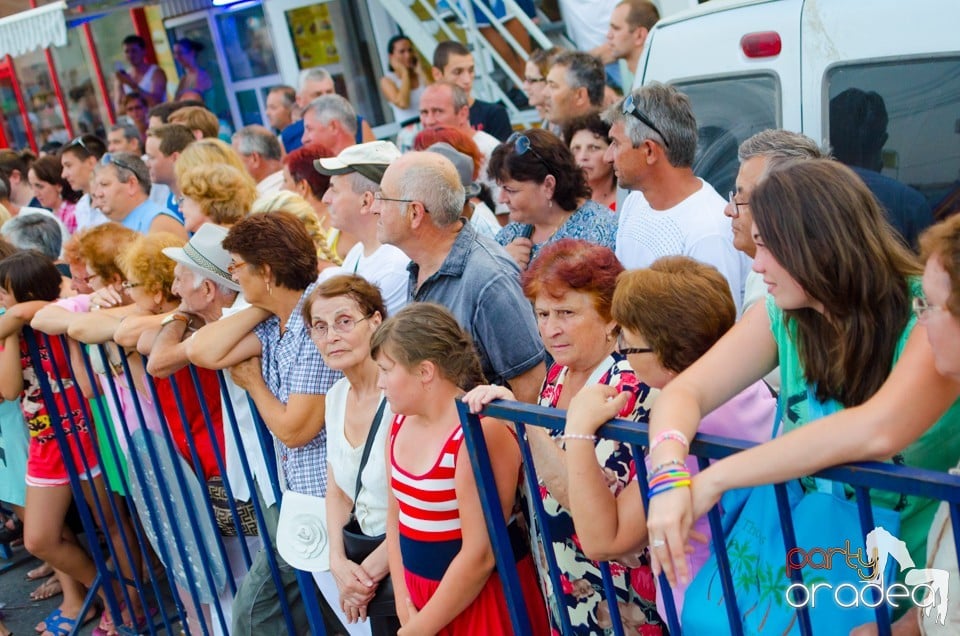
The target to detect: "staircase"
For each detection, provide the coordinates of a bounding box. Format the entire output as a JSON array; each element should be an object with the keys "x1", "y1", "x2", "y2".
[{"x1": 373, "y1": 0, "x2": 573, "y2": 127}]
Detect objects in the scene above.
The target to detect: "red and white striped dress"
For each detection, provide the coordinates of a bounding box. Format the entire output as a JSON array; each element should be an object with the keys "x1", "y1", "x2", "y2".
[{"x1": 389, "y1": 414, "x2": 548, "y2": 635}]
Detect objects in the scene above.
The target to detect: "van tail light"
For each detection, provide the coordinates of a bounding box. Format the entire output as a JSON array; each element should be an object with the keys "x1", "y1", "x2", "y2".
[{"x1": 741, "y1": 32, "x2": 782, "y2": 58}]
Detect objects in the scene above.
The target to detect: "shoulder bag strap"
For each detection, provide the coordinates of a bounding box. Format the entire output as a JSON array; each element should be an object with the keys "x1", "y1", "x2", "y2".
[{"x1": 351, "y1": 397, "x2": 388, "y2": 514}]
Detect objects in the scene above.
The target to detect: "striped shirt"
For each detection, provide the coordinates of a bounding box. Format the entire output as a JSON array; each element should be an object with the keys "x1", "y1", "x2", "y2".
[{"x1": 390, "y1": 414, "x2": 464, "y2": 543}]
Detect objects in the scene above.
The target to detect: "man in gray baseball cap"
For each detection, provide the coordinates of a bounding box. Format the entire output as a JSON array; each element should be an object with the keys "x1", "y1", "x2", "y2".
[{"x1": 315, "y1": 141, "x2": 411, "y2": 316}]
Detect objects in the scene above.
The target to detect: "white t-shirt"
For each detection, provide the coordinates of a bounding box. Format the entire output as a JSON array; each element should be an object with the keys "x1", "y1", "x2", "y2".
[
  {"x1": 338, "y1": 242, "x2": 411, "y2": 317},
  {"x1": 325, "y1": 379, "x2": 391, "y2": 537},
  {"x1": 73, "y1": 194, "x2": 110, "y2": 232},
  {"x1": 616, "y1": 180, "x2": 751, "y2": 313},
  {"x1": 559, "y1": 0, "x2": 619, "y2": 50},
  {"x1": 469, "y1": 201, "x2": 502, "y2": 239},
  {"x1": 473, "y1": 129, "x2": 508, "y2": 216}
]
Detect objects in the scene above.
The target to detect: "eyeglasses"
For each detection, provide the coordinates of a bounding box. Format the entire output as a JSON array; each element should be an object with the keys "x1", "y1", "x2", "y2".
[
  {"x1": 121, "y1": 281, "x2": 142, "y2": 290},
  {"x1": 506, "y1": 132, "x2": 549, "y2": 167},
  {"x1": 523, "y1": 76, "x2": 545, "y2": 84},
  {"x1": 373, "y1": 192, "x2": 416, "y2": 205},
  {"x1": 308, "y1": 314, "x2": 372, "y2": 339},
  {"x1": 617, "y1": 333, "x2": 654, "y2": 356},
  {"x1": 728, "y1": 191, "x2": 749, "y2": 218},
  {"x1": 621, "y1": 94, "x2": 671, "y2": 149},
  {"x1": 227, "y1": 260, "x2": 247, "y2": 277},
  {"x1": 101, "y1": 153, "x2": 140, "y2": 178},
  {"x1": 912, "y1": 296, "x2": 944, "y2": 320}
]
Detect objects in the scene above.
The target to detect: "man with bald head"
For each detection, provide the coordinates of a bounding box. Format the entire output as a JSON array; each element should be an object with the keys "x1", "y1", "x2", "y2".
[{"x1": 372, "y1": 152, "x2": 545, "y2": 402}]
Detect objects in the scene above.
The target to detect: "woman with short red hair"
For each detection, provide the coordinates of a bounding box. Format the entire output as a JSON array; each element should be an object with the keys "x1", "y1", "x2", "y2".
[{"x1": 463, "y1": 238, "x2": 664, "y2": 634}]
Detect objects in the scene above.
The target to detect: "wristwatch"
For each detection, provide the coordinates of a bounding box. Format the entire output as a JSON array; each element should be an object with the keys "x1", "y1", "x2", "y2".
[{"x1": 161, "y1": 312, "x2": 194, "y2": 331}]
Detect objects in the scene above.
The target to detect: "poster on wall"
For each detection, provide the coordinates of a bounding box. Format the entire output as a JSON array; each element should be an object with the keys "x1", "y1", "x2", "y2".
[{"x1": 286, "y1": 4, "x2": 340, "y2": 69}]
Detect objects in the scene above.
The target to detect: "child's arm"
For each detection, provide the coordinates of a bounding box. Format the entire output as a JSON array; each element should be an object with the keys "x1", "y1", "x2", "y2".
[
  {"x1": 0, "y1": 333, "x2": 23, "y2": 400},
  {"x1": 399, "y1": 419, "x2": 521, "y2": 636}
]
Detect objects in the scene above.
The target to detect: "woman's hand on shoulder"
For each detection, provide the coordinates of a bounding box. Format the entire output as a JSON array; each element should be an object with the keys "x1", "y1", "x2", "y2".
[
  {"x1": 461, "y1": 384, "x2": 517, "y2": 414},
  {"x1": 566, "y1": 383, "x2": 628, "y2": 436},
  {"x1": 503, "y1": 238, "x2": 533, "y2": 270}
]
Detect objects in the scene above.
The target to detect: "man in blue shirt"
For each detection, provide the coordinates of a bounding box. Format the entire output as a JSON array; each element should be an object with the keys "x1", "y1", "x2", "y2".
[{"x1": 92, "y1": 152, "x2": 187, "y2": 238}]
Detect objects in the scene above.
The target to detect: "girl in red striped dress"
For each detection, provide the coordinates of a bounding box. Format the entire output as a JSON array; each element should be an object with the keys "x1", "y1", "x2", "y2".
[{"x1": 372, "y1": 303, "x2": 548, "y2": 636}]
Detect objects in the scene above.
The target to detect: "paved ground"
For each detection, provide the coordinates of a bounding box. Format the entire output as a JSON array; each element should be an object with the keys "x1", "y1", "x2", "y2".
[{"x1": 0, "y1": 542, "x2": 98, "y2": 636}]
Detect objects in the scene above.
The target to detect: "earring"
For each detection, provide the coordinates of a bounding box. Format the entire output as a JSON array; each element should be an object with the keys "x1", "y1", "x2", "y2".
[
  {"x1": 266, "y1": 280, "x2": 272, "y2": 296},
  {"x1": 549, "y1": 199, "x2": 554, "y2": 209}
]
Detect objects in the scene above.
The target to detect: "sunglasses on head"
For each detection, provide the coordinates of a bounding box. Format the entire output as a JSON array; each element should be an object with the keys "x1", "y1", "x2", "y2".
[
  {"x1": 506, "y1": 132, "x2": 548, "y2": 166},
  {"x1": 621, "y1": 95, "x2": 671, "y2": 149}
]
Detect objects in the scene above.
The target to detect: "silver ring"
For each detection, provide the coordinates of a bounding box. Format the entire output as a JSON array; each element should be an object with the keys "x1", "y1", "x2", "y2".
[{"x1": 650, "y1": 538, "x2": 666, "y2": 548}]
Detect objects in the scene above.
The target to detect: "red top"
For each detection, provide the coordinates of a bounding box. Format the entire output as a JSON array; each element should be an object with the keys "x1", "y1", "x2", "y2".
[
  {"x1": 390, "y1": 414, "x2": 465, "y2": 543},
  {"x1": 153, "y1": 366, "x2": 224, "y2": 480}
]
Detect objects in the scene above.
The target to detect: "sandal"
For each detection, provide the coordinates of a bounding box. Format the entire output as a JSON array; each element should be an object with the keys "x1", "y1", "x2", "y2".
[
  {"x1": 35, "y1": 608, "x2": 61, "y2": 634},
  {"x1": 29, "y1": 576, "x2": 62, "y2": 602},
  {"x1": 39, "y1": 605, "x2": 97, "y2": 636}
]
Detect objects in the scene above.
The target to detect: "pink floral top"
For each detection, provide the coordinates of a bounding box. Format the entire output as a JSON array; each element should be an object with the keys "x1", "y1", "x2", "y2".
[{"x1": 530, "y1": 354, "x2": 664, "y2": 635}]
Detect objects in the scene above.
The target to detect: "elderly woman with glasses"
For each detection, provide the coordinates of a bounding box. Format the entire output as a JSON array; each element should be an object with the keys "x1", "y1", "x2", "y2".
[
  {"x1": 463, "y1": 238, "x2": 664, "y2": 635},
  {"x1": 562, "y1": 256, "x2": 776, "y2": 622},
  {"x1": 187, "y1": 211, "x2": 347, "y2": 635},
  {"x1": 301, "y1": 275, "x2": 400, "y2": 634},
  {"x1": 490, "y1": 129, "x2": 616, "y2": 271}
]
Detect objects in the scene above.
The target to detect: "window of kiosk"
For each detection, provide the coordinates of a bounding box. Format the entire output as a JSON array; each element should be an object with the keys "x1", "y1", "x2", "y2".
[
  {"x1": 13, "y1": 49, "x2": 69, "y2": 147},
  {"x1": 826, "y1": 57, "x2": 960, "y2": 216},
  {"x1": 50, "y1": 28, "x2": 108, "y2": 141},
  {"x1": 215, "y1": 5, "x2": 278, "y2": 82}
]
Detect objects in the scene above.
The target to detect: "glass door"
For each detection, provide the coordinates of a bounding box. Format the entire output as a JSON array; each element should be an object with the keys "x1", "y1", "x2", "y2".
[{"x1": 166, "y1": 13, "x2": 236, "y2": 134}]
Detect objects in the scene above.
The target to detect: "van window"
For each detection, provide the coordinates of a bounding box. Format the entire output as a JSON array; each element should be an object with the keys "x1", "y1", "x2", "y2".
[
  {"x1": 827, "y1": 58, "x2": 960, "y2": 219},
  {"x1": 674, "y1": 74, "x2": 780, "y2": 198}
]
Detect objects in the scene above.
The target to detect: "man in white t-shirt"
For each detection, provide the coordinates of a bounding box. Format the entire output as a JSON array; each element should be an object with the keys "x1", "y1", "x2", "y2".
[
  {"x1": 315, "y1": 141, "x2": 411, "y2": 316},
  {"x1": 604, "y1": 83, "x2": 750, "y2": 312}
]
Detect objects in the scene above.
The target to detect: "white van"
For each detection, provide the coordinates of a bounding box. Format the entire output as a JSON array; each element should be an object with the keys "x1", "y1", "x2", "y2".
[{"x1": 634, "y1": 0, "x2": 960, "y2": 217}]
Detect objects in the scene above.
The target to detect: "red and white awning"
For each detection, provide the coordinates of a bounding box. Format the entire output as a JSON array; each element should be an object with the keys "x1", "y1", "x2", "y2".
[{"x1": 0, "y1": 1, "x2": 67, "y2": 58}]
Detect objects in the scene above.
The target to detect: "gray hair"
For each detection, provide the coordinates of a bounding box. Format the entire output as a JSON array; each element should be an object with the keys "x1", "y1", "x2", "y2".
[
  {"x1": 738, "y1": 129, "x2": 826, "y2": 163},
  {"x1": 299, "y1": 67, "x2": 333, "y2": 90},
  {"x1": 110, "y1": 122, "x2": 142, "y2": 144},
  {"x1": 398, "y1": 155, "x2": 465, "y2": 228},
  {"x1": 346, "y1": 171, "x2": 379, "y2": 195},
  {"x1": 1, "y1": 213, "x2": 61, "y2": 259},
  {"x1": 432, "y1": 82, "x2": 470, "y2": 112},
  {"x1": 603, "y1": 82, "x2": 698, "y2": 167},
  {"x1": 303, "y1": 94, "x2": 358, "y2": 137},
  {"x1": 233, "y1": 125, "x2": 283, "y2": 161},
  {"x1": 102, "y1": 151, "x2": 151, "y2": 194},
  {"x1": 186, "y1": 268, "x2": 236, "y2": 296},
  {"x1": 552, "y1": 51, "x2": 605, "y2": 108}
]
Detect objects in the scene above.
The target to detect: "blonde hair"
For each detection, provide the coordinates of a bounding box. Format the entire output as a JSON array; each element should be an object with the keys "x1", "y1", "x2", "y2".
[
  {"x1": 251, "y1": 190, "x2": 341, "y2": 266},
  {"x1": 174, "y1": 138, "x2": 247, "y2": 184},
  {"x1": 180, "y1": 163, "x2": 257, "y2": 226},
  {"x1": 117, "y1": 232, "x2": 185, "y2": 304},
  {"x1": 0, "y1": 202, "x2": 10, "y2": 229}
]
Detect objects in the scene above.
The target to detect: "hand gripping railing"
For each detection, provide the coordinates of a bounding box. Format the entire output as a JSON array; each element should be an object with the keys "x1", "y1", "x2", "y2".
[{"x1": 457, "y1": 399, "x2": 960, "y2": 636}]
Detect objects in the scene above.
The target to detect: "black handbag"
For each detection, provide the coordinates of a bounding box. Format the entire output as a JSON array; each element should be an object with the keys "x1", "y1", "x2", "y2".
[{"x1": 341, "y1": 398, "x2": 396, "y2": 617}]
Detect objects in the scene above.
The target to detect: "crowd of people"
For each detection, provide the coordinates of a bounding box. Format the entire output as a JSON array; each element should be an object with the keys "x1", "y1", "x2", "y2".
[{"x1": 0, "y1": 1, "x2": 959, "y2": 635}]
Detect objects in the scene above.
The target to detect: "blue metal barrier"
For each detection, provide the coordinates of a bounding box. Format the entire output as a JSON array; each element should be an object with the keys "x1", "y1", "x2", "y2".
[
  {"x1": 459, "y1": 399, "x2": 960, "y2": 636},
  {"x1": 20, "y1": 328, "x2": 333, "y2": 635}
]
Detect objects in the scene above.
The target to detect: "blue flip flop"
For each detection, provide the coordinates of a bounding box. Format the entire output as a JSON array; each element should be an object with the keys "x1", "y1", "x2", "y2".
[
  {"x1": 41, "y1": 606, "x2": 99, "y2": 636},
  {"x1": 35, "y1": 607, "x2": 62, "y2": 634}
]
